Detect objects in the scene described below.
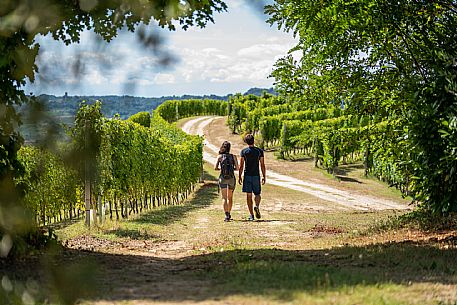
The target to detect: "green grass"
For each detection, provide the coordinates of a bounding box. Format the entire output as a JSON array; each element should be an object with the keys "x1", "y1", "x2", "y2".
[{"x1": 191, "y1": 243, "x2": 456, "y2": 304}]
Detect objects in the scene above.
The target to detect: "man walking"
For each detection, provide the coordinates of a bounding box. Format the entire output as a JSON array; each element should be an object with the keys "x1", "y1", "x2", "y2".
[{"x1": 238, "y1": 134, "x2": 266, "y2": 221}]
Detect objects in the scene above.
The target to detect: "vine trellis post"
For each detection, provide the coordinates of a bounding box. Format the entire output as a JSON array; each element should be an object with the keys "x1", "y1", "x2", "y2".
[{"x1": 84, "y1": 119, "x2": 92, "y2": 227}]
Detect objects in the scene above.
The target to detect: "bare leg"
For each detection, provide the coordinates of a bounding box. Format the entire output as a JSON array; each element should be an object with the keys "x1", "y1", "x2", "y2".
[
  {"x1": 221, "y1": 188, "x2": 229, "y2": 212},
  {"x1": 246, "y1": 193, "x2": 254, "y2": 215},
  {"x1": 255, "y1": 194, "x2": 261, "y2": 207},
  {"x1": 227, "y1": 188, "x2": 234, "y2": 212}
]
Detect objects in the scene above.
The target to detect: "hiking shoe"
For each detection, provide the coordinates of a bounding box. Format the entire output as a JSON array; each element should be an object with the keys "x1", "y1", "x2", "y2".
[
  {"x1": 254, "y1": 206, "x2": 261, "y2": 219},
  {"x1": 247, "y1": 215, "x2": 255, "y2": 221}
]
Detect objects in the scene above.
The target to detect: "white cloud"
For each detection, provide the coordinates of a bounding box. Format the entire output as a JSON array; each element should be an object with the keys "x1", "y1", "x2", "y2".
[
  {"x1": 153, "y1": 73, "x2": 175, "y2": 84},
  {"x1": 170, "y1": 40, "x2": 293, "y2": 87},
  {"x1": 237, "y1": 43, "x2": 291, "y2": 58},
  {"x1": 266, "y1": 36, "x2": 280, "y2": 43},
  {"x1": 227, "y1": 0, "x2": 245, "y2": 9},
  {"x1": 85, "y1": 69, "x2": 107, "y2": 85},
  {"x1": 201, "y1": 48, "x2": 220, "y2": 54}
]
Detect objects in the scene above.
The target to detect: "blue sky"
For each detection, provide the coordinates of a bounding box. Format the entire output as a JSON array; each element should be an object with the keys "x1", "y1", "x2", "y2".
[{"x1": 24, "y1": 0, "x2": 297, "y2": 97}]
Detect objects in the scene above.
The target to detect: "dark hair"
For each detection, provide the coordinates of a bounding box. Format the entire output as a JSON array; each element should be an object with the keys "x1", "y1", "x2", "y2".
[
  {"x1": 244, "y1": 134, "x2": 254, "y2": 145},
  {"x1": 219, "y1": 141, "x2": 231, "y2": 154}
]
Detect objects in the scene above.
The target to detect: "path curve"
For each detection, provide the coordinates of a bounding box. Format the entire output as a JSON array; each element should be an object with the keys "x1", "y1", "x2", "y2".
[{"x1": 182, "y1": 116, "x2": 410, "y2": 211}]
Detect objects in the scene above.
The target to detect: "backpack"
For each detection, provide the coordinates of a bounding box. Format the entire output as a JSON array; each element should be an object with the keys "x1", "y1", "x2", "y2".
[{"x1": 220, "y1": 154, "x2": 234, "y2": 179}]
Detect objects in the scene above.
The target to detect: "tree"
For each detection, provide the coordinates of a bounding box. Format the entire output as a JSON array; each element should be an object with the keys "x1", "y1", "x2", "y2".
[
  {"x1": 0, "y1": 0, "x2": 227, "y2": 254},
  {"x1": 266, "y1": 0, "x2": 457, "y2": 213}
]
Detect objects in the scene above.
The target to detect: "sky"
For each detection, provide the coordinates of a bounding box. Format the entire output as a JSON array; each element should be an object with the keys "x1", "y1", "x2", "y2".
[{"x1": 24, "y1": 0, "x2": 297, "y2": 98}]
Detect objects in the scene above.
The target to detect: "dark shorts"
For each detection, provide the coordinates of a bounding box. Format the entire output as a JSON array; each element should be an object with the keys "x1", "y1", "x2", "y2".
[
  {"x1": 242, "y1": 175, "x2": 261, "y2": 195},
  {"x1": 219, "y1": 175, "x2": 236, "y2": 190}
]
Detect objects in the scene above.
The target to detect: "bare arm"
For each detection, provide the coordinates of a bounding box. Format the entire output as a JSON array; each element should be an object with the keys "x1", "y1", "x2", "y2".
[
  {"x1": 238, "y1": 157, "x2": 244, "y2": 185},
  {"x1": 260, "y1": 156, "x2": 266, "y2": 185},
  {"x1": 215, "y1": 155, "x2": 221, "y2": 170},
  {"x1": 234, "y1": 155, "x2": 239, "y2": 171}
]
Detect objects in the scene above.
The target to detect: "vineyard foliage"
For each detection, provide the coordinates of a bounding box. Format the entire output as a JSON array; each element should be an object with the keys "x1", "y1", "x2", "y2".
[
  {"x1": 156, "y1": 99, "x2": 228, "y2": 122},
  {"x1": 16, "y1": 146, "x2": 81, "y2": 226},
  {"x1": 127, "y1": 111, "x2": 151, "y2": 127},
  {"x1": 227, "y1": 94, "x2": 413, "y2": 199},
  {"x1": 16, "y1": 100, "x2": 218, "y2": 225}
]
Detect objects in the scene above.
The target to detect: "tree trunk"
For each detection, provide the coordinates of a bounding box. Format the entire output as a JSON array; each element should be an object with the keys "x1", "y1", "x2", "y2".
[{"x1": 115, "y1": 196, "x2": 119, "y2": 220}]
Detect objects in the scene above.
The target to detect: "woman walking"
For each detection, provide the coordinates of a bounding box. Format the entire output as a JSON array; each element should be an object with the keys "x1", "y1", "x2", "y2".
[{"x1": 215, "y1": 141, "x2": 239, "y2": 222}]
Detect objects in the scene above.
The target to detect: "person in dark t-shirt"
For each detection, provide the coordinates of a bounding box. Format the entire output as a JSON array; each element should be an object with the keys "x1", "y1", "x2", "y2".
[{"x1": 238, "y1": 134, "x2": 266, "y2": 221}]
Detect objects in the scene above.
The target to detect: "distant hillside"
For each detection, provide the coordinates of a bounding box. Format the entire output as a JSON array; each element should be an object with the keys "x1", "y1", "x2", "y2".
[
  {"x1": 20, "y1": 88, "x2": 276, "y2": 143},
  {"x1": 244, "y1": 87, "x2": 276, "y2": 96},
  {"x1": 33, "y1": 87, "x2": 276, "y2": 121}
]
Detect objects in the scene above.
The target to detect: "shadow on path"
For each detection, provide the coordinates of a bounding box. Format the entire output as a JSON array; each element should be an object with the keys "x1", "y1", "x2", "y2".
[
  {"x1": 129, "y1": 171, "x2": 219, "y2": 227},
  {"x1": 3, "y1": 239, "x2": 456, "y2": 304},
  {"x1": 105, "y1": 228, "x2": 161, "y2": 240},
  {"x1": 335, "y1": 175, "x2": 363, "y2": 184}
]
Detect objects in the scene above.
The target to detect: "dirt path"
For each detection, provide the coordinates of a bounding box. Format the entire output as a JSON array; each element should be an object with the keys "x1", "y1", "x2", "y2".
[{"x1": 182, "y1": 116, "x2": 410, "y2": 211}]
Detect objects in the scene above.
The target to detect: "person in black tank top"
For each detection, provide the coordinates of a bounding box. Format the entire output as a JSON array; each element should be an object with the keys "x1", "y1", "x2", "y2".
[
  {"x1": 238, "y1": 134, "x2": 266, "y2": 221},
  {"x1": 215, "y1": 141, "x2": 239, "y2": 222}
]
